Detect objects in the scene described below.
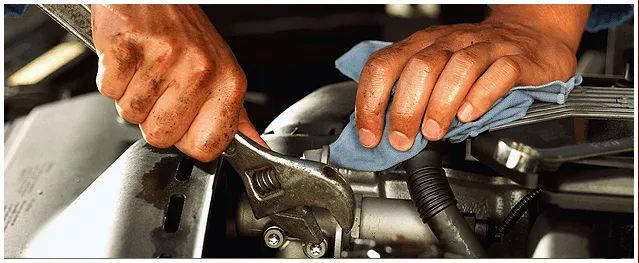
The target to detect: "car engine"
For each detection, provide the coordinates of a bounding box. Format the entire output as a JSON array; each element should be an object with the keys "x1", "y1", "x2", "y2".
[{"x1": 4, "y1": 4, "x2": 635, "y2": 259}]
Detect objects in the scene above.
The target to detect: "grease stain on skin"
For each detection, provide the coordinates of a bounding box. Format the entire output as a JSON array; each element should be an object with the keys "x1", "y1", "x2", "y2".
[
  {"x1": 128, "y1": 97, "x2": 147, "y2": 114},
  {"x1": 148, "y1": 77, "x2": 163, "y2": 94},
  {"x1": 113, "y1": 40, "x2": 141, "y2": 75}
]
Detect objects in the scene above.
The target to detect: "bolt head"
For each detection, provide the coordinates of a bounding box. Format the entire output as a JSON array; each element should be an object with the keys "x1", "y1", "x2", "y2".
[
  {"x1": 267, "y1": 233, "x2": 281, "y2": 246},
  {"x1": 310, "y1": 244, "x2": 322, "y2": 255},
  {"x1": 304, "y1": 240, "x2": 327, "y2": 258},
  {"x1": 263, "y1": 227, "x2": 285, "y2": 248}
]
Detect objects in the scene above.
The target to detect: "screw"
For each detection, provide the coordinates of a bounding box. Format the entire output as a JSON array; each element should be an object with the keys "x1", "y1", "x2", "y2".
[
  {"x1": 268, "y1": 233, "x2": 280, "y2": 246},
  {"x1": 310, "y1": 244, "x2": 322, "y2": 256},
  {"x1": 304, "y1": 240, "x2": 327, "y2": 258},
  {"x1": 263, "y1": 227, "x2": 285, "y2": 248}
]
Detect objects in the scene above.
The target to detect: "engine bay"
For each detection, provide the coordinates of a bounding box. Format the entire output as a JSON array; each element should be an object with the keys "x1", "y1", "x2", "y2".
[{"x1": 3, "y1": 4, "x2": 635, "y2": 259}]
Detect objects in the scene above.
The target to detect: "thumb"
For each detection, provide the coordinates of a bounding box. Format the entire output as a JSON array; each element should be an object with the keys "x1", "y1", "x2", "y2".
[{"x1": 237, "y1": 106, "x2": 269, "y2": 148}]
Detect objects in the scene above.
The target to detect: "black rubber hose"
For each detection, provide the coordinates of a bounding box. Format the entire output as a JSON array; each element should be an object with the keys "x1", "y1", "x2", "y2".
[
  {"x1": 402, "y1": 142, "x2": 485, "y2": 257},
  {"x1": 494, "y1": 188, "x2": 543, "y2": 240},
  {"x1": 402, "y1": 142, "x2": 456, "y2": 223}
]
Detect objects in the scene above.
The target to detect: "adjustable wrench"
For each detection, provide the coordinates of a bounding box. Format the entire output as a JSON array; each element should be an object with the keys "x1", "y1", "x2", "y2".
[{"x1": 223, "y1": 133, "x2": 355, "y2": 245}]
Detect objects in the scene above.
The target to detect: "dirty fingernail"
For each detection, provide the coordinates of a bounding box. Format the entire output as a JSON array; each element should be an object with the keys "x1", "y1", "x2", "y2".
[
  {"x1": 422, "y1": 119, "x2": 442, "y2": 140},
  {"x1": 389, "y1": 131, "x2": 412, "y2": 151},
  {"x1": 458, "y1": 102, "x2": 474, "y2": 122},
  {"x1": 358, "y1": 128, "x2": 377, "y2": 148}
]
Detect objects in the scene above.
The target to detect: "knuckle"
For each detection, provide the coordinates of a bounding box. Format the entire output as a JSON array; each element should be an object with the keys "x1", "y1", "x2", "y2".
[
  {"x1": 118, "y1": 111, "x2": 141, "y2": 125},
  {"x1": 470, "y1": 86, "x2": 497, "y2": 108},
  {"x1": 485, "y1": 92, "x2": 503, "y2": 106},
  {"x1": 144, "y1": 134, "x2": 169, "y2": 149},
  {"x1": 451, "y1": 49, "x2": 481, "y2": 67},
  {"x1": 153, "y1": 36, "x2": 178, "y2": 57},
  {"x1": 362, "y1": 54, "x2": 389, "y2": 75},
  {"x1": 193, "y1": 131, "x2": 235, "y2": 162},
  {"x1": 187, "y1": 70, "x2": 213, "y2": 94},
  {"x1": 109, "y1": 32, "x2": 128, "y2": 44},
  {"x1": 390, "y1": 109, "x2": 418, "y2": 126},
  {"x1": 190, "y1": 49, "x2": 217, "y2": 73},
  {"x1": 122, "y1": 97, "x2": 147, "y2": 113},
  {"x1": 140, "y1": 120, "x2": 182, "y2": 148},
  {"x1": 384, "y1": 41, "x2": 410, "y2": 54},
  {"x1": 447, "y1": 30, "x2": 465, "y2": 39},
  {"x1": 406, "y1": 31, "x2": 424, "y2": 41},
  {"x1": 111, "y1": 36, "x2": 140, "y2": 63},
  {"x1": 358, "y1": 102, "x2": 384, "y2": 118},
  {"x1": 211, "y1": 70, "x2": 247, "y2": 102},
  {"x1": 117, "y1": 100, "x2": 146, "y2": 124},
  {"x1": 97, "y1": 81, "x2": 120, "y2": 99},
  {"x1": 407, "y1": 54, "x2": 436, "y2": 74},
  {"x1": 195, "y1": 59, "x2": 216, "y2": 73},
  {"x1": 496, "y1": 57, "x2": 521, "y2": 76},
  {"x1": 106, "y1": 33, "x2": 129, "y2": 50},
  {"x1": 504, "y1": 41, "x2": 526, "y2": 54},
  {"x1": 446, "y1": 30, "x2": 474, "y2": 44},
  {"x1": 355, "y1": 108, "x2": 383, "y2": 131},
  {"x1": 425, "y1": 105, "x2": 447, "y2": 122},
  {"x1": 118, "y1": 111, "x2": 144, "y2": 125},
  {"x1": 96, "y1": 45, "x2": 139, "y2": 101},
  {"x1": 406, "y1": 30, "x2": 433, "y2": 42},
  {"x1": 225, "y1": 68, "x2": 248, "y2": 91},
  {"x1": 143, "y1": 128, "x2": 176, "y2": 149},
  {"x1": 192, "y1": 141, "x2": 224, "y2": 162}
]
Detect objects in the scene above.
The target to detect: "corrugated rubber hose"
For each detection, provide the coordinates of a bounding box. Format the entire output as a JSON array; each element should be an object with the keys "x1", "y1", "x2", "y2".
[{"x1": 402, "y1": 142, "x2": 486, "y2": 258}]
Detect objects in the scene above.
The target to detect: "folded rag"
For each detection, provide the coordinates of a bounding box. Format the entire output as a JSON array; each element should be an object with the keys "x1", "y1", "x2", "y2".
[{"x1": 328, "y1": 40, "x2": 583, "y2": 172}]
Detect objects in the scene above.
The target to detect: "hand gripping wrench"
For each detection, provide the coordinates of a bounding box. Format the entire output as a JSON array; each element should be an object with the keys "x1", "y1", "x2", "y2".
[{"x1": 36, "y1": 4, "x2": 355, "y2": 246}]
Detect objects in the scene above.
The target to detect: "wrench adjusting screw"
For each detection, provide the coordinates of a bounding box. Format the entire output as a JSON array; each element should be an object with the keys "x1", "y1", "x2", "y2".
[{"x1": 253, "y1": 167, "x2": 281, "y2": 195}]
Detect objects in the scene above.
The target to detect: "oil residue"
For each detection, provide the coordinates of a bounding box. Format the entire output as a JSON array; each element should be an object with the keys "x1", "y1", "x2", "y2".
[{"x1": 135, "y1": 155, "x2": 180, "y2": 210}]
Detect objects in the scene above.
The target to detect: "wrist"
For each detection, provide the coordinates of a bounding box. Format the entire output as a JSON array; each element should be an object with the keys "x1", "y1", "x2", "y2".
[{"x1": 482, "y1": 4, "x2": 591, "y2": 53}]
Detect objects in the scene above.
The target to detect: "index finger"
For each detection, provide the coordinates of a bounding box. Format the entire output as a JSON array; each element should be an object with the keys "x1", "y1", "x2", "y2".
[{"x1": 355, "y1": 27, "x2": 451, "y2": 148}]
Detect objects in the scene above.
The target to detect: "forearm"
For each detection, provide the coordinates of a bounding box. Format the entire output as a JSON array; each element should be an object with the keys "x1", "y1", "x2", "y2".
[{"x1": 483, "y1": 4, "x2": 591, "y2": 53}]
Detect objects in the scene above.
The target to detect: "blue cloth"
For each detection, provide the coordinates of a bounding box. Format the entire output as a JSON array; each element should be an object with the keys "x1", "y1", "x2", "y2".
[
  {"x1": 328, "y1": 40, "x2": 583, "y2": 171},
  {"x1": 586, "y1": 4, "x2": 634, "y2": 32},
  {"x1": 4, "y1": 4, "x2": 28, "y2": 16}
]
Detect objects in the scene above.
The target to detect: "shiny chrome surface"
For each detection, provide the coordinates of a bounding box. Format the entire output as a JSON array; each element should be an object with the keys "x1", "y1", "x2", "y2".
[{"x1": 491, "y1": 86, "x2": 634, "y2": 131}]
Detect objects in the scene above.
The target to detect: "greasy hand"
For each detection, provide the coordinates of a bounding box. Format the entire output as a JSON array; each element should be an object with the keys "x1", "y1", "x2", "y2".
[
  {"x1": 92, "y1": 5, "x2": 267, "y2": 162},
  {"x1": 355, "y1": 5, "x2": 590, "y2": 151}
]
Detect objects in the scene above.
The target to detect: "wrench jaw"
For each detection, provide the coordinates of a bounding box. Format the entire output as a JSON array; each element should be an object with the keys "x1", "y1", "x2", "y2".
[
  {"x1": 313, "y1": 165, "x2": 355, "y2": 233},
  {"x1": 223, "y1": 133, "x2": 355, "y2": 244},
  {"x1": 270, "y1": 207, "x2": 325, "y2": 245}
]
